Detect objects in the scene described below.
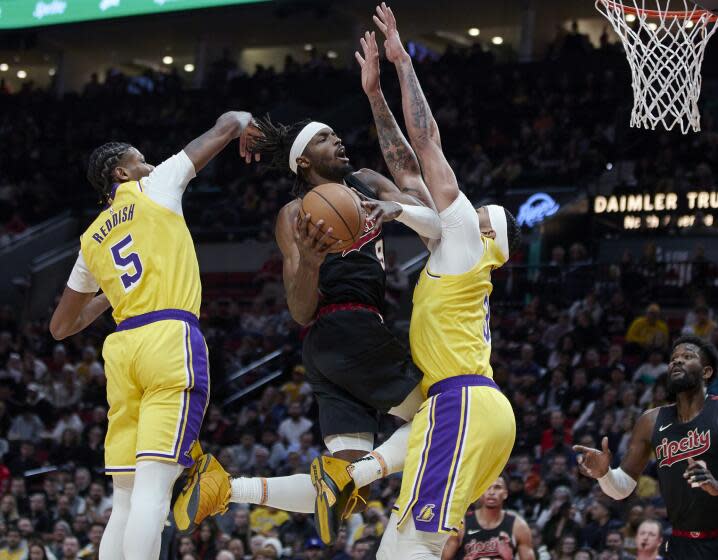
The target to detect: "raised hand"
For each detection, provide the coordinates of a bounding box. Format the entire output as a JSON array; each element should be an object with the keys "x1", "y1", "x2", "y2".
[
  {"x1": 373, "y1": 3, "x2": 409, "y2": 64},
  {"x1": 573, "y1": 436, "x2": 612, "y2": 479},
  {"x1": 355, "y1": 31, "x2": 381, "y2": 97},
  {"x1": 684, "y1": 457, "x2": 718, "y2": 496}
]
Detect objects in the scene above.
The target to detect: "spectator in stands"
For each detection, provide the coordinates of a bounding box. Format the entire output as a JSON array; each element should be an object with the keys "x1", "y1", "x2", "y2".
[
  {"x1": 229, "y1": 432, "x2": 262, "y2": 472},
  {"x1": 27, "y1": 540, "x2": 52, "y2": 560},
  {"x1": 625, "y1": 304, "x2": 669, "y2": 350},
  {"x1": 0, "y1": 526, "x2": 27, "y2": 560},
  {"x1": 28, "y1": 494, "x2": 52, "y2": 537},
  {"x1": 632, "y1": 350, "x2": 668, "y2": 386},
  {"x1": 681, "y1": 304, "x2": 716, "y2": 341},
  {"x1": 350, "y1": 538, "x2": 375, "y2": 560},
  {"x1": 78, "y1": 523, "x2": 103, "y2": 558},
  {"x1": 84, "y1": 482, "x2": 111, "y2": 524},
  {"x1": 277, "y1": 402, "x2": 312, "y2": 447},
  {"x1": 279, "y1": 366, "x2": 311, "y2": 407},
  {"x1": 59, "y1": 536, "x2": 80, "y2": 560},
  {"x1": 249, "y1": 505, "x2": 289, "y2": 537},
  {"x1": 605, "y1": 529, "x2": 634, "y2": 560},
  {"x1": 7, "y1": 409, "x2": 44, "y2": 444},
  {"x1": 635, "y1": 519, "x2": 662, "y2": 560},
  {"x1": 300, "y1": 536, "x2": 324, "y2": 559}
]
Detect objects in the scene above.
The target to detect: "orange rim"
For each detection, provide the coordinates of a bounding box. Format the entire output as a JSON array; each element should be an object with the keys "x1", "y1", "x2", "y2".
[{"x1": 599, "y1": 0, "x2": 718, "y2": 21}]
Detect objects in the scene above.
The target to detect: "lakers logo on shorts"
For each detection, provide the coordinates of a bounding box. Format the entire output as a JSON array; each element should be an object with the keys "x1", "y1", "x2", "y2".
[{"x1": 416, "y1": 504, "x2": 436, "y2": 523}]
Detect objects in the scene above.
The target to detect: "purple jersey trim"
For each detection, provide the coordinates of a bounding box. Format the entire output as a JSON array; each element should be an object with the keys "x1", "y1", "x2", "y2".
[
  {"x1": 427, "y1": 375, "x2": 498, "y2": 397},
  {"x1": 116, "y1": 309, "x2": 199, "y2": 331}
]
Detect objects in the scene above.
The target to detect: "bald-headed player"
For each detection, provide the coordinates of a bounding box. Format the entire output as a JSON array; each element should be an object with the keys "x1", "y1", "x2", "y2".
[
  {"x1": 49, "y1": 111, "x2": 254, "y2": 559},
  {"x1": 575, "y1": 335, "x2": 718, "y2": 560}
]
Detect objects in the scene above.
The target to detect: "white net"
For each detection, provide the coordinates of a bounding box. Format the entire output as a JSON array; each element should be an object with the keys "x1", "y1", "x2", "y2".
[{"x1": 596, "y1": 0, "x2": 718, "y2": 133}]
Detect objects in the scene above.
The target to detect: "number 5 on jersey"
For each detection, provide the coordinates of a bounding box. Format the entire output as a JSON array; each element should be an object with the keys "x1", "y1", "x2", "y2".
[{"x1": 110, "y1": 234, "x2": 143, "y2": 292}]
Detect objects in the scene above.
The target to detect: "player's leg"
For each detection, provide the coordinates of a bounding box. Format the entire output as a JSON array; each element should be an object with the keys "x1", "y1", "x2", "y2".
[
  {"x1": 123, "y1": 461, "x2": 183, "y2": 560},
  {"x1": 98, "y1": 475, "x2": 133, "y2": 560},
  {"x1": 100, "y1": 332, "x2": 142, "y2": 560},
  {"x1": 347, "y1": 384, "x2": 422, "y2": 488},
  {"x1": 377, "y1": 514, "x2": 449, "y2": 560},
  {"x1": 305, "y1": 311, "x2": 422, "y2": 543},
  {"x1": 133, "y1": 319, "x2": 215, "y2": 541}
]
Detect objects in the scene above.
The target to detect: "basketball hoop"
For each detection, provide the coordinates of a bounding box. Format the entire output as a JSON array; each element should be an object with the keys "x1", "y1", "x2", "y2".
[{"x1": 595, "y1": 0, "x2": 718, "y2": 133}]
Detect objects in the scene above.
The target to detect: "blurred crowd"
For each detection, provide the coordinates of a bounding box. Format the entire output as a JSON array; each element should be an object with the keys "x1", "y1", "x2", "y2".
[
  {"x1": 1, "y1": 22, "x2": 718, "y2": 560},
  {"x1": 1, "y1": 27, "x2": 717, "y2": 244},
  {"x1": 0, "y1": 235, "x2": 716, "y2": 559}
]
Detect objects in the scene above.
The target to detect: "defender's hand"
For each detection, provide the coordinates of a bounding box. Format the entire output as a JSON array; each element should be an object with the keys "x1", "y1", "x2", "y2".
[
  {"x1": 355, "y1": 31, "x2": 381, "y2": 97},
  {"x1": 361, "y1": 199, "x2": 402, "y2": 229},
  {"x1": 573, "y1": 436, "x2": 612, "y2": 479},
  {"x1": 239, "y1": 120, "x2": 263, "y2": 164},
  {"x1": 684, "y1": 458, "x2": 718, "y2": 496},
  {"x1": 373, "y1": 3, "x2": 409, "y2": 64}
]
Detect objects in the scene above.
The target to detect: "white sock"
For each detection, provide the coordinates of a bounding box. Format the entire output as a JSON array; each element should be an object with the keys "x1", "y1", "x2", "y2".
[
  {"x1": 231, "y1": 474, "x2": 316, "y2": 514},
  {"x1": 123, "y1": 461, "x2": 183, "y2": 560},
  {"x1": 350, "y1": 422, "x2": 411, "y2": 488},
  {"x1": 99, "y1": 475, "x2": 134, "y2": 560}
]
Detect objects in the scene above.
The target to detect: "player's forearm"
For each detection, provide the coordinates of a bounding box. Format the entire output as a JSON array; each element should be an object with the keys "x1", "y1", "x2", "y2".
[
  {"x1": 286, "y1": 260, "x2": 321, "y2": 326},
  {"x1": 51, "y1": 294, "x2": 110, "y2": 340},
  {"x1": 184, "y1": 111, "x2": 251, "y2": 172},
  {"x1": 518, "y1": 544, "x2": 536, "y2": 560},
  {"x1": 598, "y1": 467, "x2": 637, "y2": 500},
  {"x1": 393, "y1": 57, "x2": 441, "y2": 150},
  {"x1": 367, "y1": 90, "x2": 422, "y2": 188}
]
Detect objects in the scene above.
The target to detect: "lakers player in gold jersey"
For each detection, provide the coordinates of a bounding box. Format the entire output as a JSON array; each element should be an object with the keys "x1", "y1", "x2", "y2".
[
  {"x1": 48, "y1": 110, "x2": 254, "y2": 560},
  {"x1": 348, "y1": 6, "x2": 518, "y2": 558}
]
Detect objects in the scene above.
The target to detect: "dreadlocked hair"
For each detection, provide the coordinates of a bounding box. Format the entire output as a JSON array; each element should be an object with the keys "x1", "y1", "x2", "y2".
[
  {"x1": 86, "y1": 142, "x2": 132, "y2": 205},
  {"x1": 252, "y1": 115, "x2": 312, "y2": 197},
  {"x1": 504, "y1": 208, "x2": 522, "y2": 257}
]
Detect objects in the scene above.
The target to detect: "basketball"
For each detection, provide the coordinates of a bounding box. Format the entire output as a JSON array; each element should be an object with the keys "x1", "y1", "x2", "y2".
[{"x1": 299, "y1": 183, "x2": 365, "y2": 253}]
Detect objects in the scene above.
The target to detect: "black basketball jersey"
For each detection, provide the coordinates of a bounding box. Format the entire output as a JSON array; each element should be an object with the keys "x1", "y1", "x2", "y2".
[
  {"x1": 316, "y1": 173, "x2": 386, "y2": 311},
  {"x1": 458, "y1": 511, "x2": 517, "y2": 560},
  {"x1": 650, "y1": 396, "x2": 718, "y2": 532}
]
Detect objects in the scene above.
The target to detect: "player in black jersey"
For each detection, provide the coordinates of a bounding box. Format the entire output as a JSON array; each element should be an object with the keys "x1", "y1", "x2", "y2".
[
  {"x1": 198, "y1": 50, "x2": 448, "y2": 542},
  {"x1": 574, "y1": 335, "x2": 718, "y2": 560},
  {"x1": 442, "y1": 477, "x2": 535, "y2": 560}
]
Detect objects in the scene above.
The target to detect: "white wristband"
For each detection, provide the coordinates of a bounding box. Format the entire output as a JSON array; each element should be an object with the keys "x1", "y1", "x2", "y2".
[
  {"x1": 598, "y1": 467, "x2": 637, "y2": 500},
  {"x1": 395, "y1": 203, "x2": 442, "y2": 239}
]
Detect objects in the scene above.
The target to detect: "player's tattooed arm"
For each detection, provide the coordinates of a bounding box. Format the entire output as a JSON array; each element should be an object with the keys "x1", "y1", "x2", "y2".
[
  {"x1": 356, "y1": 30, "x2": 431, "y2": 208},
  {"x1": 184, "y1": 111, "x2": 253, "y2": 172},
  {"x1": 50, "y1": 290, "x2": 111, "y2": 340},
  {"x1": 275, "y1": 201, "x2": 338, "y2": 326},
  {"x1": 374, "y1": 3, "x2": 459, "y2": 212}
]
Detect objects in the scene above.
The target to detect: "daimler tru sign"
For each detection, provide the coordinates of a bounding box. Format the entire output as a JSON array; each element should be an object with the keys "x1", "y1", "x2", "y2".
[{"x1": 592, "y1": 191, "x2": 718, "y2": 230}]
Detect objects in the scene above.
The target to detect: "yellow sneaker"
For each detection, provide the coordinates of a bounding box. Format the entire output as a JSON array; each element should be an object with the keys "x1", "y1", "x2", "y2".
[
  {"x1": 172, "y1": 454, "x2": 231, "y2": 535},
  {"x1": 310, "y1": 456, "x2": 362, "y2": 545}
]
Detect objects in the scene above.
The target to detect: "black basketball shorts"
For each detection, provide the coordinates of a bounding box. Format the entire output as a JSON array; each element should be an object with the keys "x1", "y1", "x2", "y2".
[{"x1": 302, "y1": 309, "x2": 422, "y2": 438}]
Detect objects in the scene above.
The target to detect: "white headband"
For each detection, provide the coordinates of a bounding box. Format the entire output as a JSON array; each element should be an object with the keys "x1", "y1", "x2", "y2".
[
  {"x1": 486, "y1": 204, "x2": 509, "y2": 258},
  {"x1": 289, "y1": 121, "x2": 329, "y2": 174}
]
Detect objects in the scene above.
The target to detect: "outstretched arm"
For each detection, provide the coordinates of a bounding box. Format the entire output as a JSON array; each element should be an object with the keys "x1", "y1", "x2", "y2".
[
  {"x1": 184, "y1": 111, "x2": 253, "y2": 172},
  {"x1": 374, "y1": 3, "x2": 459, "y2": 212},
  {"x1": 573, "y1": 408, "x2": 657, "y2": 499},
  {"x1": 356, "y1": 31, "x2": 434, "y2": 210}
]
